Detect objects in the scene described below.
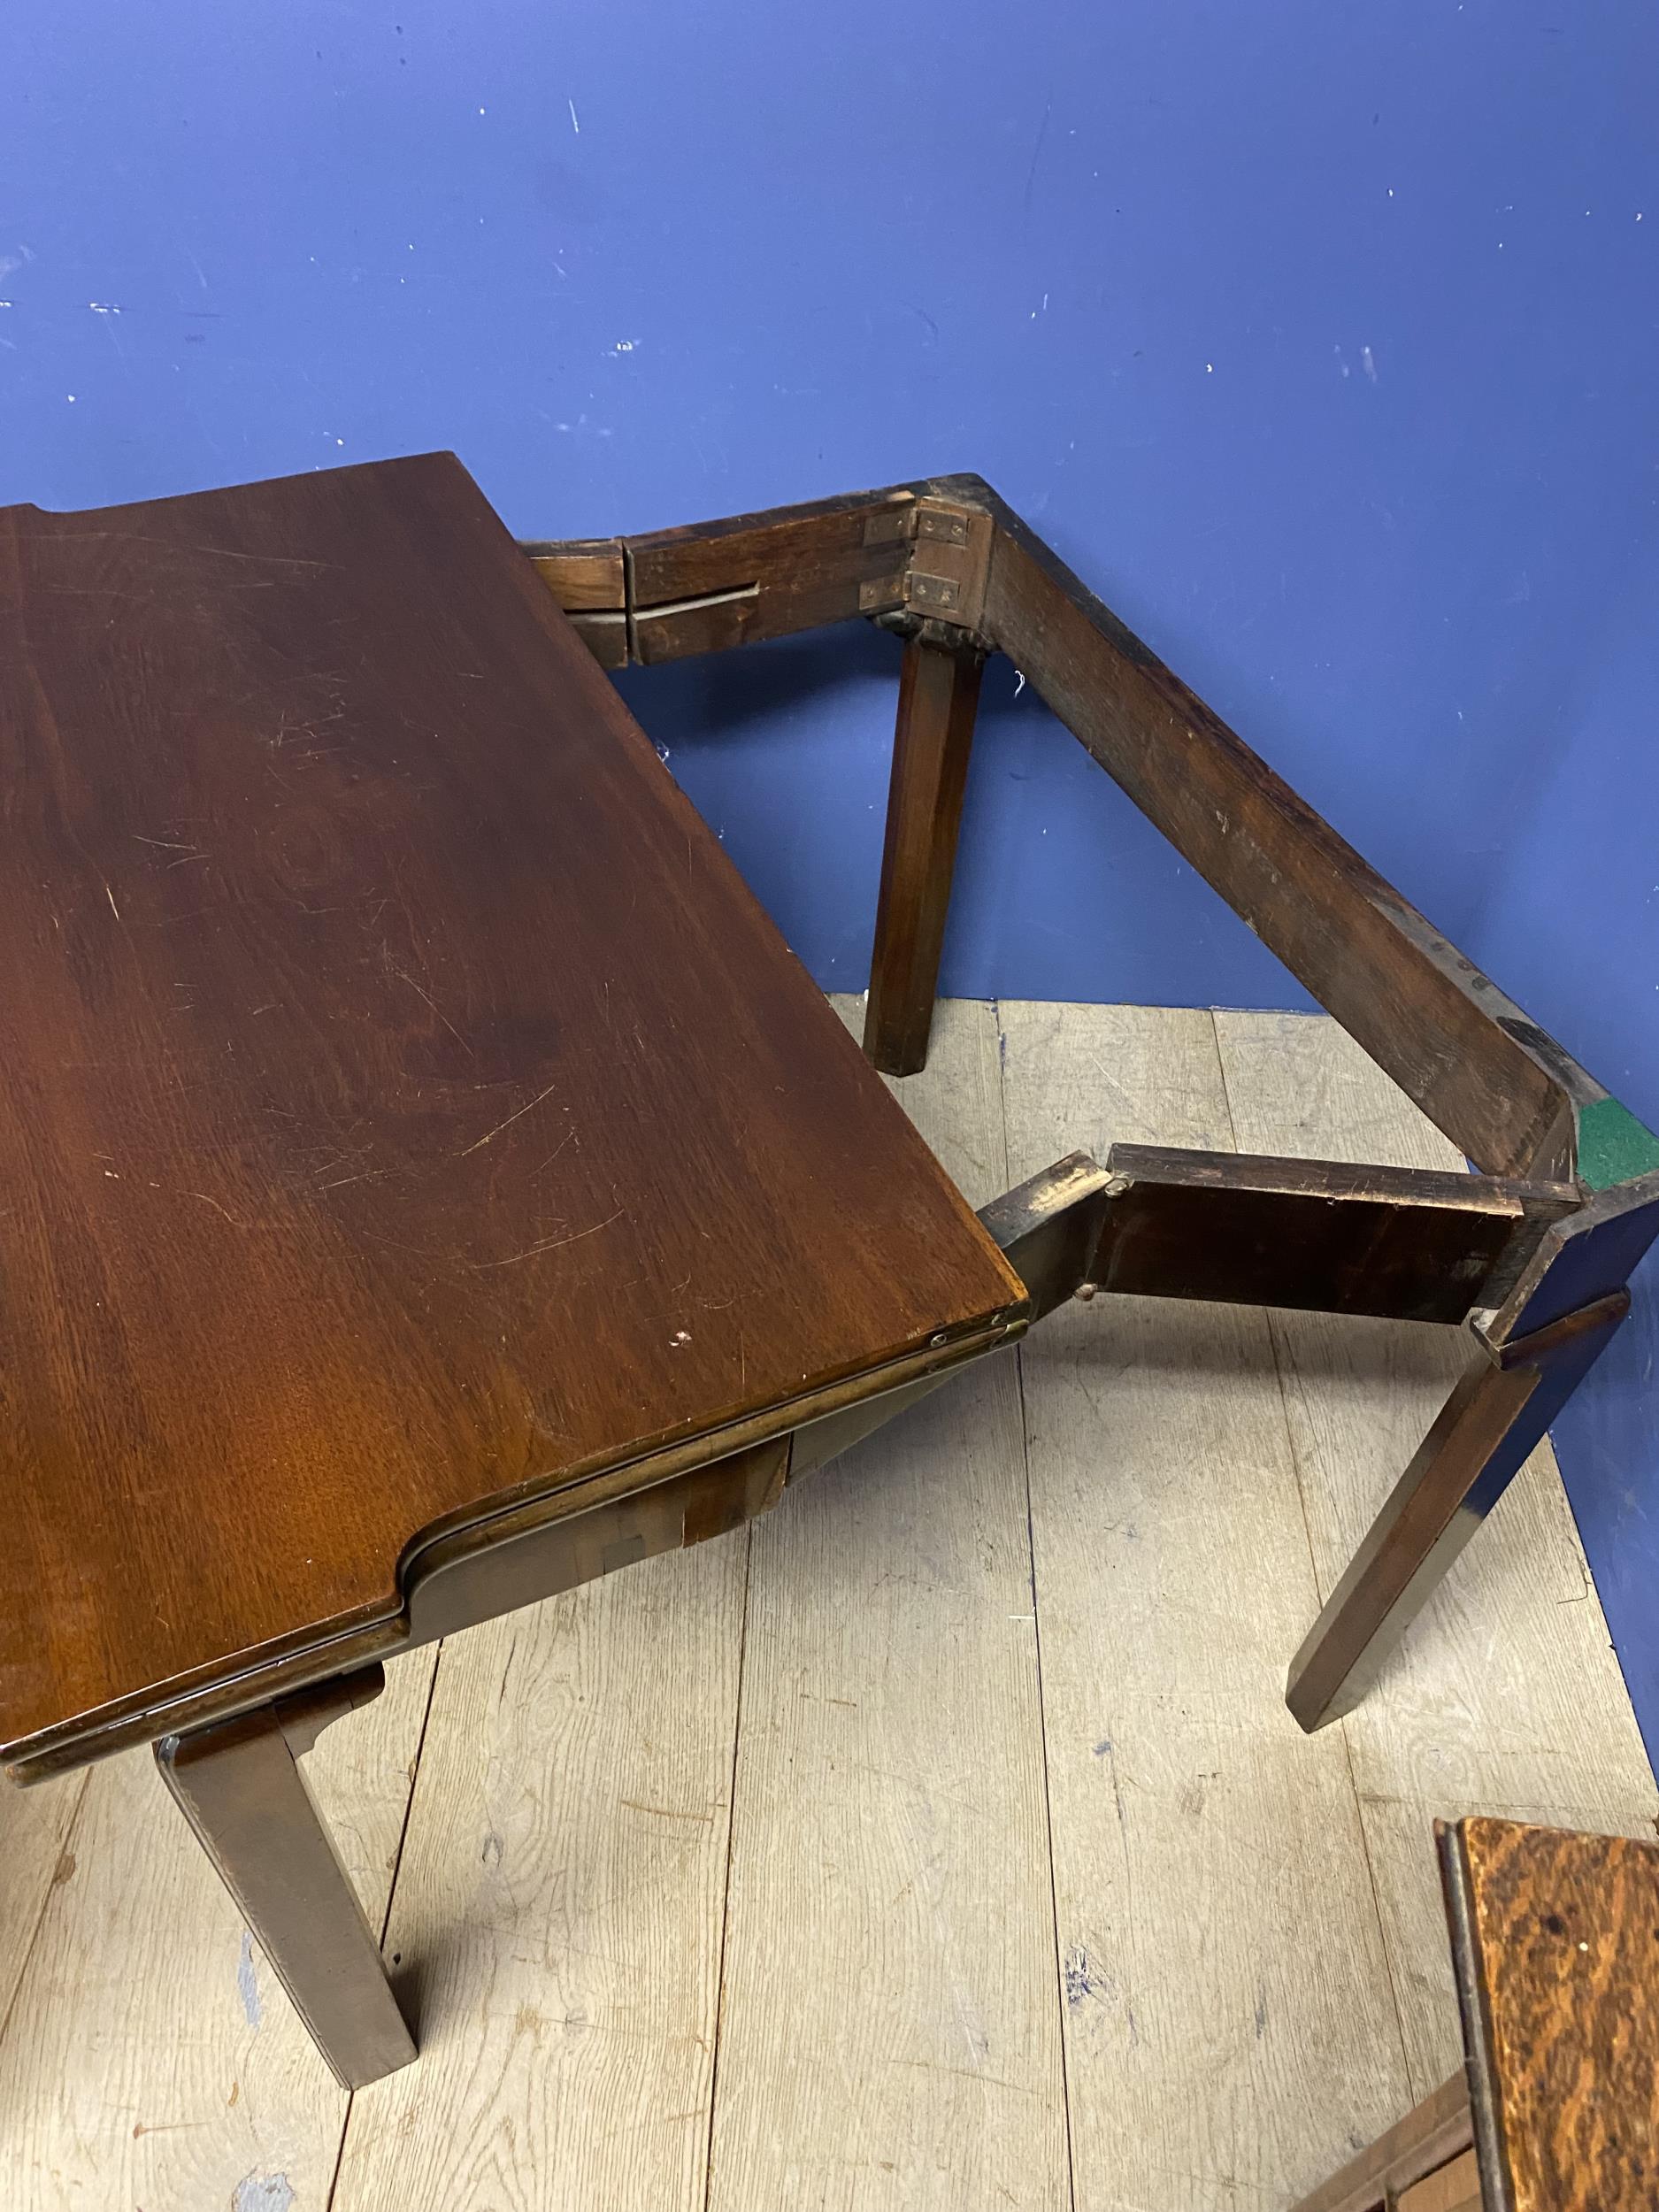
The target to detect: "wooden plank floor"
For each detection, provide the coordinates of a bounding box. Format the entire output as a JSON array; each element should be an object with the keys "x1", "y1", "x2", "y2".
[{"x1": 2, "y1": 1002, "x2": 1652, "y2": 2212}]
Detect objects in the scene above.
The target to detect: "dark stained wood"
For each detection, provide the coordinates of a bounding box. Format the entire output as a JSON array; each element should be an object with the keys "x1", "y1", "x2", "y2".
[
  {"x1": 626, "y1": 485, "x2": 913, "y2": 660},
  {"x1": 405, "y1": 1433, "x2": 792, "y2": 1645},
  {"x1": 902, "y1": 498, "x2": 995, "y2": 632},
  {"x1": 967, "y1": 487, "x2": 1585, "y2": 1181},
  {"x1": 1487, "y1": 1166, "x2": 1659, "y2": 1342},
  {"x1": 1286, "y1": 1294, "x2": 1629, "y2": 1731},
  {"x1": 780, "y1": 1151, "x2": 1110, "y2": 1480},
  {"x1": 864, "y1": 635, "x2": 985, "y2": 1075},
  {"x1": 1441, "y1": 1817, "x2": 1659, "y2": 2212},
  {"x1": 0, "y1": 453, "x2": 1025, "y2": 1777},
  {"x1": 1094, "y1": 1146, "x2": 1577, "y2": 1324},
  {"x1": 520, "y1": 534, "x2": 626, "y2": 611},
  {"x1": 524, "y1": 472, "x2": 1635, "y2": 1195},
  {"x1": 1291, "y1": 1161, "x2": 1659, "y2": 1731},
  {"x1": 1289, "y1": 2073, "x2": 1473, "y2": 2212},
  {"x1": 977, "y1": 1151, "x2": 1117, "y2": 1321},
  {"x1": 522, "y1": 539, "x2": 629, "y2": 667}
]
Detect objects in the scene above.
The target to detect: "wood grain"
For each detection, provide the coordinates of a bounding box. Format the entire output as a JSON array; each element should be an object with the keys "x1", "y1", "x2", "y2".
[
  {"x1": 0, "y1": 1646, "x2": 434, "y2": 2210},
  {"x1": 864, "y1": 637, "x2": 983, "y2": 1077},
  {"x1": 1453, "y1": 1816, "x2": 1659, "y2": 2212},
  {"x1": 1090, "y1": 1146, "x2": 1573, "y2": 1324},
  {"x1": 329, "y1": 1532, "x2": 748, "y2": 2212},
  {"x1": 1214, "y1": 1010, "x2": 1658, "y2": 2101},
  {"x1": 1397, "y1": 2148, "x2": 1481, "y2": 2212},
  {"x1": 0, "y1": 454, "x2": 1018, "y2": 1771},
  {"x1": 997, "y1": 1001, "x2": 1411, "y2": 2210},
  {"x1": 626, "y1": 485, "x2": 912, "y2": 659},
  {"x1": 978, "y1": 503, "x2": 1578, "y2": 1180},
  {"x1": 4, "y1": 1003, "x2": 1653, "y2": 2207},
  {"x1": 704, "y1": 1000, "x2": 1069, "y2": 2210}
]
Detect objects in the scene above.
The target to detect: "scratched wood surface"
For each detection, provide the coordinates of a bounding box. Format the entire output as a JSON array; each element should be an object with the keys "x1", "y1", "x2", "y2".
[
  {"x1": 0, "y1": 455, "x2": 1017, "y2": 1770},
  {"x1": 0, "y1": 1003, "x2": 1651, "y2": 2212},
  {"x1": 1214, "y1": 1011, "x2": 1659, "y2": 2112}
]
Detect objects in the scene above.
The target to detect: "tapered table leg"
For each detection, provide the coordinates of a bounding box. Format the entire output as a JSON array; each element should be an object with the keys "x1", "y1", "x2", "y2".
[
  {"x1": 155, "y1": 1664, "x2": 416, "y2": 2088},
  {"x1": 1288, "y1": 1169, "x2": 1659, "y2": 1731},
  {"x1": 864, "y1": 633, "x2": 984, "y2": 1076}
]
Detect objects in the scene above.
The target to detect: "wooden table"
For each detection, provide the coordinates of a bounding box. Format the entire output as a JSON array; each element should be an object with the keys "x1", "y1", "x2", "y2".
[
  {"x1": 0, "y1": 455, "x2": 1033, "y2": 2084},
  {"x1": 4, "y1": 451, "x2": 1656, "y2": 2090},
  {"x1": 1293, "y1": 1817, "x2": 1659, "y2": 2212}
]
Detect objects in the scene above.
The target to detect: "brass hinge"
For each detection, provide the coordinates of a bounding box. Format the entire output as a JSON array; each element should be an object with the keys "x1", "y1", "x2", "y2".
[{"x1": 856, "y1": 496, "x2": 994, "y2": 634}]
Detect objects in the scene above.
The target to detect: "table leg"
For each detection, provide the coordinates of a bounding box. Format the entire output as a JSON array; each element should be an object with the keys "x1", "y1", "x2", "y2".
[
  {"x1": 864, "y1": 633, "x2": 984, "y2": 1076},
  {"x1": 154, "y1": 1663, "x2": 416, "y2": 2089},
  {"x1": 1287, "y1": 1169, "x2": 1659, "y2": 1731}
]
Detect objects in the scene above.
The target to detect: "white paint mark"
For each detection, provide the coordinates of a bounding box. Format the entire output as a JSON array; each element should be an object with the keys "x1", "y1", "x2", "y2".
[
  {"x1": 1012, "y1": 669, "x2": 1027, "y2": 697},
  {"x1": 611, "y1": 338, "x2": 638, "y2": 355},
  {"x1": 1362, "y1": 345, "x2": 1378, "y2": 382},
  {"x1": 1205, "y1": 362, "x2": 1214, "y2": 373},
  {"x1": 671, "y1": 1330, "x2": 692, "y2": 1347},
  {"x1": 232, "y1": 2174, "x2": 295, "y2": 2212},
  {"x1": 1386, "y1": 187, "x2": 1394, "y2": 199},
  {"x1": 569, "y1": 97, "x2": 580, "y2": 134},
  {"x1": 237, "y1": 1931, "x2": 262, "y2": 2027},
  {"x1": 66, "y1": 393, "x2": 77, "y2": 403},
  {"x1": 88, "y1": 301, "x2": 121, "y2": 314},
  {"x1": 478, "y1": 105, "x2": 487, "y2": 115}
]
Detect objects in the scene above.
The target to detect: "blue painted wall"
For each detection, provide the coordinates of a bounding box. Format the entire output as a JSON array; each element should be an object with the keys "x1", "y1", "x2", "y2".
[{"x1": 4, "y1": 3, "x2": 1655, "y2": 1749}]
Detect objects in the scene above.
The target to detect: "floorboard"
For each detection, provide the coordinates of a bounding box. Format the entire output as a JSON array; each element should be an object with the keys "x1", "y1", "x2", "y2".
[
  {"x1": 997, "y1": 1002, "x2": 1413, "y2": 2210},
  {"x1": 330, "y1": 1532, "x2": 749, "y2": 2212},
  {"x1": 703, "y1": 1001, "x2": 1070, "y2": 2212},
  {"x1": 0, "y1": 1646, "x2": 436, "y2": 2212},
  {"x1": 1, "y1": 1002, "x2": 1650, "y2": 2212},
  {"x1": 1213, "y1": 1010, "x2": 1658, "y2": 2103}
]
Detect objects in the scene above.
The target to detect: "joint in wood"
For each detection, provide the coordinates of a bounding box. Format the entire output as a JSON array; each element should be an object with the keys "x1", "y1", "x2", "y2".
[
  {"x1": 862, "y1": 505, "x2": 916, "y2": 549},
  {"x1": 900, "y1": 498, "x2": 994, "y2": 633}
]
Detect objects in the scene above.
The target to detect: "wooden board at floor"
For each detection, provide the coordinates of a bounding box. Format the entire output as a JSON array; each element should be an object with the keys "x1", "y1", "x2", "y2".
[
  {"x1": 332, "y1": 1535, "x2": 749, "y2": 2212},
  {"x1": 1212, "y1": 1010, "x2": 1659, "y2": 2101},
  {"x1": 997, "y1": 1001, "x2": 1414, "y2": 2211},
  {"x1": 0, "y1": 1645, "x2": 437, "y2": 2211},
  {"x1": 703, "y1": 1000, "x2": 1069, "y2": 2210},
  {"x1": 4, "y1": 1000, "x2": 1653, "y2": 2212}
]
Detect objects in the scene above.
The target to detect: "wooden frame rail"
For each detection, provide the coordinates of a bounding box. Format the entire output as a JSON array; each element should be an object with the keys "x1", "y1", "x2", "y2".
[{"x1": 526, "y1": 476, "x2": 1659, "y2": 1733}]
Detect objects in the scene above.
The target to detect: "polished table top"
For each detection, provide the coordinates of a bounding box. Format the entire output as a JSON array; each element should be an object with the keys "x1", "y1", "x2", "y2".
[{"x1": 0, "y1": 453, "x2": 1021, "y2": 1775}]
